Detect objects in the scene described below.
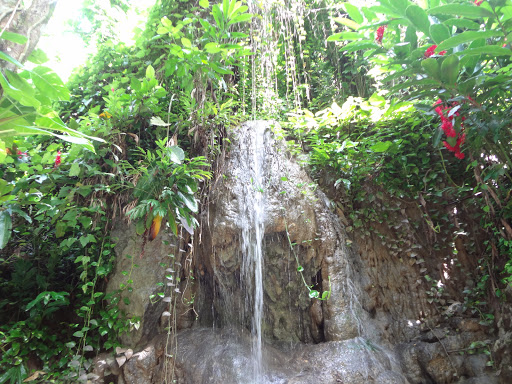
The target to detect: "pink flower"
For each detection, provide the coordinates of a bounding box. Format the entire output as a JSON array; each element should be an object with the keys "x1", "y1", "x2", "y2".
[
  {"x1": 54, "y1": 150, "x2": 61, "y2": 168},
  {"x1": 474, "y1": 0, "x2": 483, "y2": 6},
  {"x1": 375, "y1": 25, "x2": 387, "y2": 44}
]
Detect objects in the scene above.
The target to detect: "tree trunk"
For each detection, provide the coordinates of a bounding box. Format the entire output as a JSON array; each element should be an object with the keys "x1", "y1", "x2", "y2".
[{"x1": 0, "y1": 0, "x2": 56, "y2": 71}]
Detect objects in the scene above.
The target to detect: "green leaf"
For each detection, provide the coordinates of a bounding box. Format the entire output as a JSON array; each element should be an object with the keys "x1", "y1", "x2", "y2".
[
  {"x1": 9, "y1": 206, "x2": 31, "y2": 224},
  {"x1": 146, "y1": 65, "x2": 155, "y2": 79},
  {"x1": 370, "y1": 141, "x2": 392, "y2": 152},
  {"x1": 79, "y1": 235, "x2": 90, "y2": 247},
  {"x1": 227, "y1": 13, "x2": 252, "y2": 26},
  {"x1": 150, "y1": 116, "x2": 171, "y2": 126},
  {"x1": 73, "y1": 331, "x2": 84, "y2": 338},
  {"x1": 222, "y1": 0, "x2": 230, "y2": 19},
  {"x1": 384, "y1": 0, "x2": 411, "y2": 16},
  {"x1": 199, "y1": 0, "x2": 209, "y2": 8},
  {"x1": 443, "y1": 18, "x2": 481, "y2": 30},
  {"x1": 332, "y1": 17, "x2": 360, "y2": 30},
  {"x1": 212, "y1": 4, "x2": 224, "y2": 29},
  {"x1": 69, "y1": 162, "x2": 80, "y2": 177},
  {"x1": 229, "y1": 3, "x2": 248, "y2": 19},
  {"x1": 0, "y1": 31, "x2": 28, "y2": 44},
  {"x1": 55, "y1": 221, "x2": 67, "y2": 238},
  {"x1": 0, "y1": 179, "x2": 14, "y2": 197},
  {"x1": 31, "y1": 66, "x2": 70, "y2": 101},
  {"x1": 459, "y1": 45, "x2": 512, "y2": 56},
  {"x1": 344, "y1": 3, "x2": 364, "y2": 24},
  {"x1": 136, "y1": 219, "x2": 146, "y2": 235},
  {"x1": 209, "y1": 62, "x2": 234, "y2": 75},
  {"x1": 437, "y1": 30, "x2": 501, "y2": 51},
  {"x1": 26, "y1": 48, "x2": 48, "y2": 64},
  {"x1": 178, "y1": 192, "x2": 198, "y2": 212},
  {"x1": 405, "y1": 26, "x2": 418, "y2": 50},
  {"x1": 0, "y1": 71, "x2": 40, "y2": 107},
  {"x1": 368, "y1": 5, "x2": 402, "y2": 18},
  {"x1": 441, "y1": 55, "x2": 459, "y2": 86},
  {"x1": 406, "y1": 5, "x2": 431, "y2": 36},
  {"x1": 341, "y1": 40, "x2": 379, "y2": 52},
  {"x1": 157, "y1": 26, "x2": 169, "y2": 35},
  {"x1": 0, "y1": 140, "x2": 6, "y2": 163},
  {"x1": 0, "y1": 210, "x2": 12, "y2": 249},
  {"x1": 0, "y1": 51, "x2": 24, "y2": 68},
  {"x1": 168, "y1": 146, "x2": 185, "y2": 164},
  {"x1": 428, "y1": 4, "x2": 494, "y2": 19},
  {"x1": 181, "y1": 37, "x2": 192, "y2": 48},
  {"x1": 204, "y1": 42, "x2": 221, "y2": 53},
  {"x1": 130, "y1": 77, "x2": 141, "y2": 92},
  {"x1": 432, "y1": 127, "x2": 443, "y2": 147},
  {"x1": 430, "y1": 23, "x2": 450, "y2": 44},
  {"x1": 421, "y1": 58, "x2": 441, "y2": 79},
  {"x1": 458, "y1": 77, "x2": 476, "y2": 96},
  {"x1": 168, "y1": 212, "x2": 178, "y2": 235},
  {"x1": 326, "y1": 32, "x2": 364, "y2": 41}
]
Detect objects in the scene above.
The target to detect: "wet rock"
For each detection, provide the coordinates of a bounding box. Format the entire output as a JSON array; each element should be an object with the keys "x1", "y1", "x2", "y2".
[
  {"x1": 168, "y1": 328, "x2": 406, "y2": 384},
  {"x1": 123, "y1": 343, "x2": 161, "y2": 384},
  {"x1": 197, "y1": 121, "x2": 363, "y2": 343},
  {"x1": 107, "y1": 222, "x2": 195, "y2": 348}
]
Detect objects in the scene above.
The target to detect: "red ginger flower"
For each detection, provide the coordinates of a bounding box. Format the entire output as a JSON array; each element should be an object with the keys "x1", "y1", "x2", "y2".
[
  {"x1": 434, "y1": 99, "x2": 466, "y2": 159},
  {"x1": 54, "y1": 150, "x2": 61, "y2": 168},
  {"x1": 424, "y1": 44, "x2": 447, "y2": 58},
  {"x1": 443, "y1": 134, "x2": 466, "y2": 159},
  {"x1": 474, "y1": 0, "x2": 484, "y2": 5},
  {"x1": 375, "y1": 25, "x2": 386, "y2": 44}
]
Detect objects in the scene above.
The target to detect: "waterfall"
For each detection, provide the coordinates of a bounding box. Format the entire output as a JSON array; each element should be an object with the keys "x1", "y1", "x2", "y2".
[
  {"x1": 238, "y1": 121, "x2": 268, "y2": 382},
  {"x1": 168, "y1": 120, "x2": 413, "y2": 383}
]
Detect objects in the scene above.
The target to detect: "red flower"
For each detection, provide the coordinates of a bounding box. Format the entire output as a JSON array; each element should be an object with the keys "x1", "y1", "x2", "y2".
[
  {"x1": 441, "y1": 119, "x2": 456, "y2": 138},
  {"x1": 434, "y1": 99, "x2": 466, "y2": 159},
  {"x1": 443, "y1": 134, "x2": 466, "y2": 159},
  {"x1": 375, "y1": 25, "x2": 387, "y2": 44},
  {"x1": 16, "y1": 150, "x2": 28, "y2": 159},
  {"x1": 54, "y1": 150, "x2": 62, "y2": 168},
  {"x1": 424, "y1": 45, "x2": 437, "y2": 58},
  {"x1": 474, "y1": 0, "x2": 483, "y2": 6}
]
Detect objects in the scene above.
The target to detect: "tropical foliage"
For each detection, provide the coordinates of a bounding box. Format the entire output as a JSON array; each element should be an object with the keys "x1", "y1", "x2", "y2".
[{"x1": 1, "y1": 0, "x2": 511, "y2": 382}]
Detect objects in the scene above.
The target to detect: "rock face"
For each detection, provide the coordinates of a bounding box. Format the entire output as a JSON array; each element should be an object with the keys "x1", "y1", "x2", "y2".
[
  {"x1": 195, "y1": 121, "x2": 366, "y2": 344},
  {"x1": 106, "y1": 220, "x2": 196, "y2": 348},
  {"x1": 101, "y1": 121, "x2": 500, "y2": 384}
]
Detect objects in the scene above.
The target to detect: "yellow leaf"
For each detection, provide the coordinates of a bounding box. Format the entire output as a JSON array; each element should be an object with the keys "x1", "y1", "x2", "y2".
[
  {"x1": 24, "y1": 371, "x2": 46, "y2": 382},
  {"x1": 148, "y1": 214, "x2": 163, "y2": 241}
]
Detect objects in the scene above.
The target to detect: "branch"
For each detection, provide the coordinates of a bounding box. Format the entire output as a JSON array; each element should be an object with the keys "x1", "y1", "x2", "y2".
[{"x1": 0, "y1": 0, "x2": 23, "y2": 37}]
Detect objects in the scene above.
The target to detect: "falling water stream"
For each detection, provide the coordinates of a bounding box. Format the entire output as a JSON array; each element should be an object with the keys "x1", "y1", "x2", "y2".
[{"x1": 239, "y1": 122, "x2": 268, "y2": 382}]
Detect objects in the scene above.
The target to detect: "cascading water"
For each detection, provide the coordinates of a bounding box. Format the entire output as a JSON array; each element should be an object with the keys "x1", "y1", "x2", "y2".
[
  {"x1": 163, "y1": 120, "x2": 412, "y2": 383},
  {"x1": 238, "y1": 122, "x2": 268, "y2": 382}
]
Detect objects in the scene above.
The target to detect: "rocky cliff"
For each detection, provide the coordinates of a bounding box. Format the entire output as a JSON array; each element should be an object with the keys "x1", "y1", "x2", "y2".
[{"x1": 95, "y1": 121, "x2": 501, "y2": 384}]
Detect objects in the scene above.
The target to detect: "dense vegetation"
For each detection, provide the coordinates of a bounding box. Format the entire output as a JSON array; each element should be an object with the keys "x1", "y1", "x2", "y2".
[{"x1": 0, "y1": 0, "x2": 511, "y2": 382}]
